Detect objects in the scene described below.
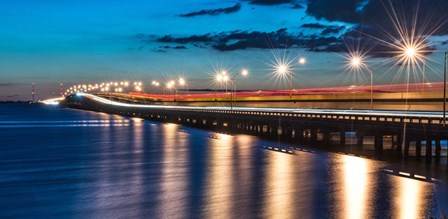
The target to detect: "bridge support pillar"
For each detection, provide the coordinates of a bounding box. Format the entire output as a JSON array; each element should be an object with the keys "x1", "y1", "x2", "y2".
[
  {"x1": 435, "y1": 139, "x2": 441, "y2": 160},
  {"x1": 404, "y1": 138, "x2": 410, "y2": 159},
  {"x1": 374, "y1": 134, "x2": 383, "y2": 155},
  {"x1": 270, "y1": 125, "x2": 278, "y2": 137},
  {"x1": 356, "y1": 132, "x2": 364, "y2": 150},
  {"x1": 310, "y1": 128, "x2": 317, "y2": 146},
  {"x1": 295, "y1": 128, "x2": 303, "y2": 143},
  {"x1": 340, "y1": 131, "x2": 346, "y2": 146},
  {"x1": 281, "y1": 126, "x2": 289, "y2": 138},
  {"x1": 322, "y1": 130, "x2": 331, "y2": 146},
  {"x1": 426, "y1": 139, "x2": 432, "y2": 162},
  {"x1": 416, "y1": 140, "x2": 422, "y2": 159},
  {"x1": 396, "y1": 134, "x2": 403, "y2": 156}
]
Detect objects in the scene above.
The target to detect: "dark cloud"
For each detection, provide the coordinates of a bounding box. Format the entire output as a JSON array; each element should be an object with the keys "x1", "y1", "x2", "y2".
[
  {"x1": 301, "y1": 23, "x2": 327, "y2": 29},
  {"x1": 157, "y1": 34, "x2": 213, "y2": 44},
  {"x1": 249, "y1": 0, "x2": 291, "y2": 5},
  {"x1": 321, "y1": 26, "x2": 344, "y2": 35},
  {"x1": 179, "y1": 3, "x2": 241, "y2": 17},
  {"x1": 306, "y1": 0, "x2": 448, "y2": 35},
  {"x1": 148, "y1": 28, "x2": 341, "y2": 52},
  {"x1": 305, "y1": 0, "x2": 448, "y2": 57},
  {"x1": 306, "y1": 0, "x2": 361, "y2": 23},
  {"x1": 160, "y1": 45, "x2": 188, "y2": 49}
]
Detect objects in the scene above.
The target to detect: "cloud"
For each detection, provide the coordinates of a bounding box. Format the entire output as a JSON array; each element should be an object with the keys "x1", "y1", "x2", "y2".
[
  {"x1": 160, "y1": 45, "x2": 188, "y2": 49},
  {"x1": 179, "y1": 3, "x2": 241, "y2": 17},
  {"x1": 306, "y1": 0, "x2": 362, "y2": 23},
  {"x1": 249, "y1": 0, "x2": 292, "y2": 6},
  {"x1": 301, "y1": 23, "x2": 327, "y2": 29},
  {"x1": 306, "y1": 0, "x2": 448, "y2": 35},
  {"x1": 147, "y1": 28, "x2": 341, "y2": 52},
  {"x1": 321, "y1": 26, "x2": 345, "y2": 35},
  {"x1": 157, "y1": 34, "x2": 213, "y2": 44},
  {"x1": 304, "y1": 0, "x2": 448, "y2": 57}
]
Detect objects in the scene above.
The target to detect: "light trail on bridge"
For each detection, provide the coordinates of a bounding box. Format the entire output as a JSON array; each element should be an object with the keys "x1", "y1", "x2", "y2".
[{"x1": 76, "y1": 93, "x2": 444, "y2": 119}]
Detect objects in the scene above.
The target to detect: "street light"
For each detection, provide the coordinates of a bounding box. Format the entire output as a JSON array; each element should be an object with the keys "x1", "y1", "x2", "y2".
[
  {"x1": 274, "y1": 63, "x2": 292, "y2": 98},
  {"x1": 178, "y1": 77, "x2": 188, "y2": 94},
  {"x1": 229, "y1": 69, "x2": 249, "y2": 110},
  {"x1": 166, "y1": 80, "x2": 177, "y2": 101},
  {"x1": 349, "y1": 56, "x2": 374, "y2": 110},
  {"x1": 444, "y1": 52, "x2": 447, "y2": 124},
  {"x1": 296, "y1": 57, "x2": 306, "y2": 97}
]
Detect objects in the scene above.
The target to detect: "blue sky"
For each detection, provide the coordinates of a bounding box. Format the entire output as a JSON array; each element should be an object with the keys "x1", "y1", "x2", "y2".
[{"x1": 1, "y1": 0, "x2": 448, "y2": 100}]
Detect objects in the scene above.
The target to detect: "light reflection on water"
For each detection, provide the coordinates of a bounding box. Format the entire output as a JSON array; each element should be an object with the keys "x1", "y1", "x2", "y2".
[
  {"x1": 342, "y1": 156, "x2": 372, "y2": 219},
  {"x1": 393, "y1": 175, "x2": 429, "y2": 219},
  {"x1": 264, "y1": 151, "x2": 296, "y2": 219},
  {"x1": 205, "y1": 133, "x2": 233, "y2": 218},
  {"x1": 0, "y1": 104, "x2": 447, "y2": 218}
]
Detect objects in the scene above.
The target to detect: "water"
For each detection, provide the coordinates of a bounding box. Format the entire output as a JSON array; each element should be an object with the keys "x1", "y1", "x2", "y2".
[{"x1": 0, "y1": 104, "x2": 447, "y2": 218}]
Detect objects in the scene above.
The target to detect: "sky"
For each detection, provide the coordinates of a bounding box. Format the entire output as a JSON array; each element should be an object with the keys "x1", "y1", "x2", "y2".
[{"x1": 1, "y1": 0, "x2": 448, "y2": 100}]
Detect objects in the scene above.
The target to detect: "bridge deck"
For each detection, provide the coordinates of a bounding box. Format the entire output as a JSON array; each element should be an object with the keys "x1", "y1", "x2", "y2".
[{"x1": 78, "y1": 93, "x2": 447, "y2": 125}]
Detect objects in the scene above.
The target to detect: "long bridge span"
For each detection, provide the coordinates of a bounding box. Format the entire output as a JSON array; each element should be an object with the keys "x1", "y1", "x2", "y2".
[{"x1": 63, "y1": 92, "x2": 448, "y2": 164}]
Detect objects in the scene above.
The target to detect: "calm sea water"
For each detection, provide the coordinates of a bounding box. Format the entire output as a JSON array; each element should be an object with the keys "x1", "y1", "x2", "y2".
[{"x1": 1, "y1": 104, "x2": 447, "y2": 218}]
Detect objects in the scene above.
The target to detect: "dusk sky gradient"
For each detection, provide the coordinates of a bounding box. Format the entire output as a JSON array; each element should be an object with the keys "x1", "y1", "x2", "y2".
[{"x1": 1, "y1": 0, "x2": 448, "y2": 100}]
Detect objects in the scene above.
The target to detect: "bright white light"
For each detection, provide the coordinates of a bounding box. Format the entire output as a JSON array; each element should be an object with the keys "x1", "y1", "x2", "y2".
[
  {"x1": 405, "y1": 46, "x2": 416, "y2": 58},
  {"x1": 241, "y1": 69, "x2": 249, "y2": 76},
  {"x1": 216, "y1": 74, "x2": 223, "y2": 81},
  {"x1": 179, "y1": 78, "x2": 185, "y2": 86},
  {"x1": 277, "y1": 64, "x2": 288, "y2": 75},
  {"x1": 223, "y1": 75, "x2": 229, "y2": 82},
  {"x1": 351, "y1": 57, "x2": 362, "y2": 67},
  {"x1": 298, "y1": 57, "x2": 306, "y2": 65}
]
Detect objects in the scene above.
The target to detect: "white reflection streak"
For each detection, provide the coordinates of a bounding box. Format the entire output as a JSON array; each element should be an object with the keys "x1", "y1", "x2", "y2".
[
  {"x1": 235, "y1": 135, "x2": 253, "y2": 186},
  {"x1": 395, "y1": 178, "x2": 423, "y2": 219},
  {"x1": 160, "y1": 123, "x2": 188, "y2": 218},
  {"x1": 206, "y1": 135, "x2": 233, "y2": 218},
  {"x1": 343, "y1": 156, "x2": 368, "y2": 219},
  {"x1": 264, "y1": 152, "x2": 294, "y2": 219}
]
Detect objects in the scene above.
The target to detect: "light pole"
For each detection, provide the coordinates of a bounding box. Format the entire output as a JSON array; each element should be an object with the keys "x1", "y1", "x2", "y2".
[
  {"x1": 296, "y1": 57, "x2": 306, "y2": 98},
  {"x1": 349, "y1": 56, "x2": 374, "y2": 110},
  {"x1": 230, "y1": 69, "x2": 249, "y2": 110},
  {"x1": 274, "y1": 64, "x2": 290, "y2": 97},
  {"x1": 151, "y1": 80, "x2": 161, "y2": 94},
  {"x1": 166, "y1": 80, "x2": 176, "y2": 101},
  {"x1": 444, "y1": 52, "x2": 447, "y2": 124},
  {"x1": 178, "y1": 77, "x2": 187, "y2": 95}
]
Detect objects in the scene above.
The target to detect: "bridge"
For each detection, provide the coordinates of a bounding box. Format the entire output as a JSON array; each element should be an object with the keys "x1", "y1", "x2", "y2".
[{"x1": 62, "y1": 91, "x2": 448, "y2": 165}]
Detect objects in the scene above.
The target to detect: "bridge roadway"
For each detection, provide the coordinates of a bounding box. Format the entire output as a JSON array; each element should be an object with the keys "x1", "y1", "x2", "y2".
[{"x1": 63, "y1": 93, "x2": 448, "y2": 164}]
